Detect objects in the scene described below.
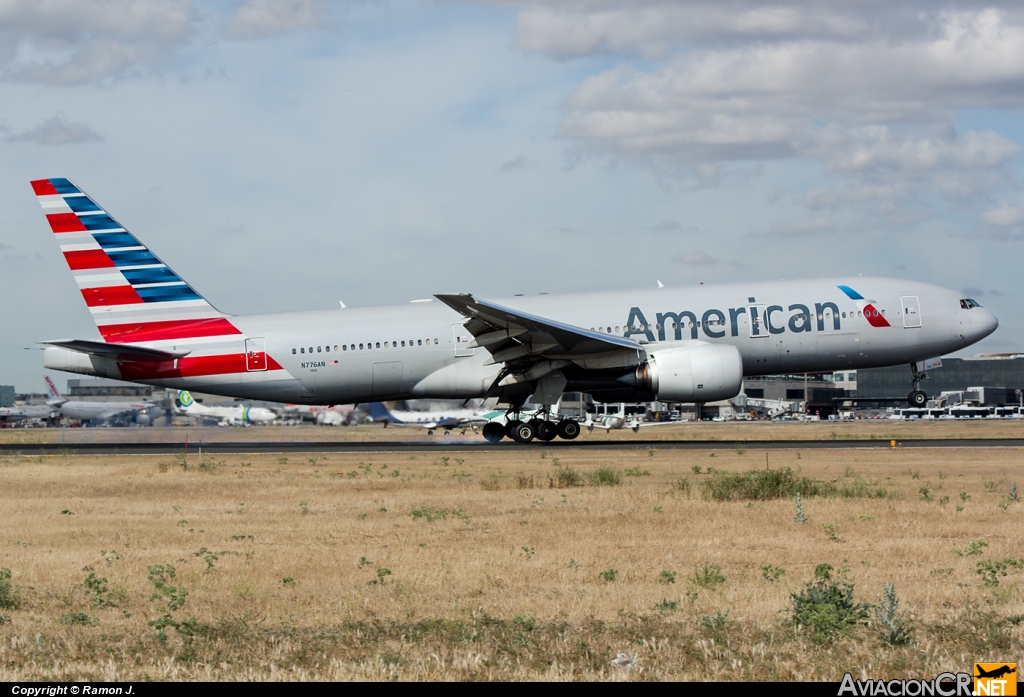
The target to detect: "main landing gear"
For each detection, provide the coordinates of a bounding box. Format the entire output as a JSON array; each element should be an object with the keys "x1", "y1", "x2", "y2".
[
  {"x1": 482, "y1": 411, "x2": 582, "y2": 444},
  {"x1": 908, "y1": 362, "x2": 928, "y2": 408}
]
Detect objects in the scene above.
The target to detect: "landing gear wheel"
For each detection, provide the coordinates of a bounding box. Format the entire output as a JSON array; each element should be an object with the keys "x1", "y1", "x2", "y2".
[
  {"x1": 557, "y1": 420, "x2": 581, "y2": 440},
  {"x1": 482, "y1": 422, "x2": 505, "y2": 443},
  {"x1": 535, "y1": 420, "x2": 557, "y2": 441},
  {"x1": 510, "y1": 421, "x2": 536, "y2": 444},
  {"x1": 505, "y1": 419, "x2": 523, "y2": 438},
  {"x1": 908, "y1": 390, "x2": 927, "y2": 407}
]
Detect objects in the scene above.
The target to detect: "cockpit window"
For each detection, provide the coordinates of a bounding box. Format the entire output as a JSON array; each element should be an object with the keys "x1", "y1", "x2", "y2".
[{"x1": 960, "y1": 299, "x2": 982, "y2": 309}]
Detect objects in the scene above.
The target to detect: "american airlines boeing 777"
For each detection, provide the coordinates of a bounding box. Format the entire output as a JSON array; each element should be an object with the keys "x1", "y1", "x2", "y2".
[{"x1": 31, "y1": 178, "x2": 999, "y2": 442}]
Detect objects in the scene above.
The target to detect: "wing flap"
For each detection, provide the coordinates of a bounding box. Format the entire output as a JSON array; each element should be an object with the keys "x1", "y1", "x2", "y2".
[
  {"x1": 39, "y1": 339, "x2": 192, "y2": 362},
  {"x1": 435, "y1": 294, "x2": 642, "y2": 358}
]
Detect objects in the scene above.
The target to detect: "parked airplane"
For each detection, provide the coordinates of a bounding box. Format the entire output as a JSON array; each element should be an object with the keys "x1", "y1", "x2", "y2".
[
  {"x1": 366, "y1": 402, "x2": 489, "y2": 434},
  {"x1": 0, "y1": 403, "x2": 54, "y2": 424},
  {"x1": 32, "y1": 178, "x2": 999, "y2": 443},
  {"x1": 282, "y1": 404, "x2": 355, "y2": 426},
  {"x1": 175, "y1": 390, "x2": 278, "y2": 426},
  {"x1": 44, "y1": 375, "x2": 156, "y2": 425},
  {"x1": 583, "y1": 403, "x2": 677, "y2": 433}
]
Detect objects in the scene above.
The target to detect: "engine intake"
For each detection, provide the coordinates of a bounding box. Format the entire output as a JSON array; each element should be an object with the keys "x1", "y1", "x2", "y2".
[{"x1": 633, "y1": 343, "x2": 743, "y2": 402}]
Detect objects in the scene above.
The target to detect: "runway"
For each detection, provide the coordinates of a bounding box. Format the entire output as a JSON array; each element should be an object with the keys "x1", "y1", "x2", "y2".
[{"x1": 2, "y1": 438, "x2": 1023, "y2": 455}]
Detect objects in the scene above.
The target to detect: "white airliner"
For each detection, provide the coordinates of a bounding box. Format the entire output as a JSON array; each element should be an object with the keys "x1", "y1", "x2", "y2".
[
  {"x1": 0, "y1": 403, "x2": 54, "y2": 424},
  {"x1": 367, "y1": 402, "x2": 493, "y2": 434},
  {"x1": 583, "y1": 403, "x2": 677, "y2": 433},
  {"x1": 175, "y1": 391, "x2": 278, "y2": 426},
  {"x1": 31, "y1": 178, "x2": 999, "y2": 443},
  {"x1": 44, "y1": 375, "x2": 156, "y2": 425},
  {"x1": 282, "y1": 404, "x2": 355, "y2": 426}
]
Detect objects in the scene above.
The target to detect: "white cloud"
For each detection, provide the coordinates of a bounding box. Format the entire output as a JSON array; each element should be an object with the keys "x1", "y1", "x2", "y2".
[
  {"x1": 768, "y1": 217, "x2": 836, "y2": 237},
  {"x1": 7, "y1": 114, "x2": 103, "y2": 145},
  {"x1": 671, "y1": 250, "x2": 717, "y2": 265},
  {"x1": 981, "y1": 205, "x2": 1024, "y2": 227},
  {"x1": 521, "y1": 3, "x2": 1024, "y2": 223},
  {"x1": 499, "y1": 155, "x2": 533, "y2": 172},
  {"x1": 558, "y1": 9, "x2": 1024, "y2": 167},
  {"x1": 227, "y1": 0, "x2": 328, "y2": 39},
  {"x1": 514, "y1": 2, "x2": 874, "y2": 59},
  {"x1": 0, "y1": 0, "x2": 199, "y2": 84}
]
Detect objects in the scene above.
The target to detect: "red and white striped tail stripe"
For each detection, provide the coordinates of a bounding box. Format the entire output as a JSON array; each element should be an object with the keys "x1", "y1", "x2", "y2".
[{"x1": 32, "y1": 177, "x2": 242, "y2": 345}]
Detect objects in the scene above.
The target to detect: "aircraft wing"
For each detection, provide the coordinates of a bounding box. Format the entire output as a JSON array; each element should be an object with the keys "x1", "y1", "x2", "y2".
[
  {"x1": 94, "y1": 405, "x2": 150, "y2": 421},
  {"x1": 40, "y1": 339, "x2": 191, "y2": 362},
  {"x1": 434, "y1": 294, "x2": 644, "y2": 364}
]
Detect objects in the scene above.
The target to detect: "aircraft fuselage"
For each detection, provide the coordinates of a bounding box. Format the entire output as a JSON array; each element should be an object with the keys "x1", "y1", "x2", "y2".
[{"x1": 66, "y1": 276, "x2": 996, "y2": 405}]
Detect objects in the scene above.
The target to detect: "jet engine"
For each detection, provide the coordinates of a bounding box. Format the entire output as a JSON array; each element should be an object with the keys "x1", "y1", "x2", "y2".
[{"x1": 631, "y1": 342, "x2": 743, "y2": 402}]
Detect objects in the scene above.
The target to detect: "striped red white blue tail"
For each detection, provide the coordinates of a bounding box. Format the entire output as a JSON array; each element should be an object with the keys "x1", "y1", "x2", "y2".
[{"x1": 31, "y1": 178, "x2": 241, "y2": 345}]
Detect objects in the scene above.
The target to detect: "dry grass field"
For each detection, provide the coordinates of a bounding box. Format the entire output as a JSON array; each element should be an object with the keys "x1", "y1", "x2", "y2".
[{"x1": 0, "y1": 444, "x2": 1021, "y2": 680}]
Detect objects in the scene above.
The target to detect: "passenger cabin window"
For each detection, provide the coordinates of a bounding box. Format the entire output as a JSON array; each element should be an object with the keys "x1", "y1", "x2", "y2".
[
  {"x1": 359, "y1": 343, "x2": 364, "y2": 349},
  {"x1": 334, "y1": 345, "x2": 338, "y2": 351},
  {"x1": 317, "y1": 346, "x2": 322, "y2": 353},
  {"x1": 300, "y1": 347, "x2": 305, "y2": 354},
  {"x1": 418, "y1": 339, "x2": 422, "y2": 346},
  {"x1": 342, "y1": 345, "x2": 347, "y2": 351},
  {"x1": 292, "y1": 348, "x2": 296, "y2": 354},
  {"x1": 434, "y1": 338, "x2": 439, "y2": 344},
  {"x1": 384, "y1": 342, "x2": 389, "y2": 348},
  {"x1": 376, "y1": 342, "x2": 381, "y2": 348}
]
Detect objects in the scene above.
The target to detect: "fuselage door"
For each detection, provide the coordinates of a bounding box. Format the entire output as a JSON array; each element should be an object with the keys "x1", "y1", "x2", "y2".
[
  {"x1": 453, "y1": 324, "x2": 475, "y2": 357},
  {"x1": 748, "y1": 305, "x2": 768, "y2": 338},
  {"x1": 901, "y1": 296, "x2": 922, "y2": 329},
  {"x1": 245, "y1": 338, "x2": 267, "y2": 371}
]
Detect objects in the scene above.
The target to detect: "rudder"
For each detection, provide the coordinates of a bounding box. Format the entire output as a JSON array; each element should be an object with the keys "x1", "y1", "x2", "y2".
[{"x1": 31, "y1": 178, "x2": 240, "y2": 345}]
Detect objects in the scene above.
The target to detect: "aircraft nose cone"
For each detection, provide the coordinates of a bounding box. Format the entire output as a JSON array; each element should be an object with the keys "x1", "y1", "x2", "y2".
[{"x1": 974, "y1": 309, "x2": 999, "y2": 340}]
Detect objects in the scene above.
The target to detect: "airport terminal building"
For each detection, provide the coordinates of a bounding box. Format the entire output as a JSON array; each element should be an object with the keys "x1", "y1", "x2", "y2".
[{"x1": 854, "y1": 354, "x2": 1024, "y2": 403}]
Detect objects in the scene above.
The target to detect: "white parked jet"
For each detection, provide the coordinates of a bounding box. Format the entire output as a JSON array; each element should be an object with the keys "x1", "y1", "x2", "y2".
[
  {"x1": 366, "y1": 402, "x2": 489, "y2": 434},
  {"x1": 32, "y1": 178, "x2": 999, "y2": 443},
  {"x1": 282, "y1": 403, "x2": 355, "y2": 426},
  {"x1": 0, "y1": 403, "x2": 54, "y2": 424},
  {"x1": 583, "y1": 403, "x2": 678, "y2": 433},
  {"x1": 175, "y1": 391, "x2": 277, "y2": 426},
  {"x1": 44, "y1": 375, "x2": 156, "y2": 425}
]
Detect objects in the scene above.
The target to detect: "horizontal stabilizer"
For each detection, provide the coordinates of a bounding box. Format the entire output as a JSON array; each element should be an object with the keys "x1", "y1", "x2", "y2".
[{"x1": 39, "y1": 339, "x2": 192, "y2": 362}]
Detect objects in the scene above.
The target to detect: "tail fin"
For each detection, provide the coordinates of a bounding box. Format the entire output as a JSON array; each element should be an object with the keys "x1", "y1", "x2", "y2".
[
  {"x1": 43, "y1": 375, "x2": 67, "y2": 405},
  {"x1": 366, "y1": 402, "x2": 400, "y2": 423},
  {"x1": 177, "y1": 390, "x2": 195, "y2": 409},
  {"x1": 31, "y1": 178, "x2": 240, "y2": 345}
]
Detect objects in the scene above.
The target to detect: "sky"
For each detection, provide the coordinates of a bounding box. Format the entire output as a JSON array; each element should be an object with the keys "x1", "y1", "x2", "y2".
[{"x1": 2, "y1": 0, "x2": 1023, "y2": 391}]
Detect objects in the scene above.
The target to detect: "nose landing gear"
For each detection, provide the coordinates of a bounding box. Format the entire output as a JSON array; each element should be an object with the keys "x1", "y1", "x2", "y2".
[{"x1": 908, "y1": 362, "x2": 929, "y2": 407}]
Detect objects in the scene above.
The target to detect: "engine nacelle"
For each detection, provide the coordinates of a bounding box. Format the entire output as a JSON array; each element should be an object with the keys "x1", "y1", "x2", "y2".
[{"x1": 633, "y1": 342, "x2": 743, "y2": 402}]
